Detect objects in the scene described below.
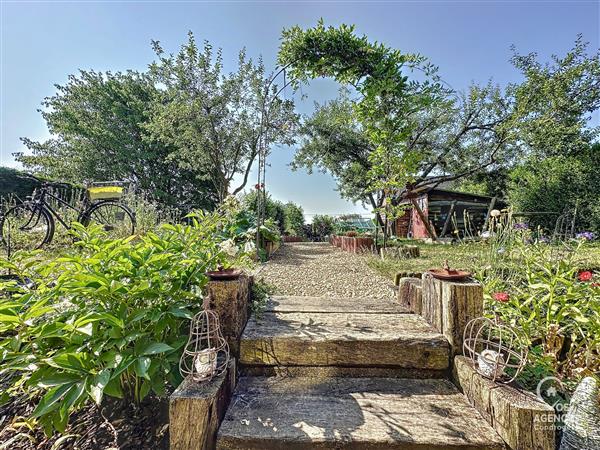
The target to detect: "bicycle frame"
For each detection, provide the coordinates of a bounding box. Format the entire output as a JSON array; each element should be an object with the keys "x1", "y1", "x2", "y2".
[{"x1": 31, "y1": 188, "x2": 88, "y2": 230}]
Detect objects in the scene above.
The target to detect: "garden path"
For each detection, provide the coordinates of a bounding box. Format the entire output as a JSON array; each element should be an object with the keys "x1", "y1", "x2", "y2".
[
  {"x1": 216, "y1": 242, "x2": 505, "y2": 449},
  {"x1": 256, "y1": 242, "x2": 395, "y2": 298}
]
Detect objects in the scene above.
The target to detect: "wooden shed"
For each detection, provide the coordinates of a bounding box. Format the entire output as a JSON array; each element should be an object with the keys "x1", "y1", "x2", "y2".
[{"x1": 395, "y1": 187, "x2": 499, "y2": 239}]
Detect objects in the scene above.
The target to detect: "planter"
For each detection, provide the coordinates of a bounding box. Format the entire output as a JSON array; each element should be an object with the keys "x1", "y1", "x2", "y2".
[
  {"x1": 283, "y1": 236, "x2": 304, "y2": 243},
  {"x1": 331, "y1": 235, "x2": 374, "y2": 254},
  {"x1": 264, "y1": 240, "x2": 281, "y2": 258}
]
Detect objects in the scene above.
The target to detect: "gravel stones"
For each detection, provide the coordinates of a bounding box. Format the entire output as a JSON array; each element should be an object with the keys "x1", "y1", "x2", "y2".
[{"x1": 257, "y1": 242, "x2": 395, "y2": 299}]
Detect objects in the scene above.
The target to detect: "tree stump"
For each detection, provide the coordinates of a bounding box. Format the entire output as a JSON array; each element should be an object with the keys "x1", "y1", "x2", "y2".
[
  {"x1": 453, "y1": 356, "x2": 555, "y2": 450},
  {"x1": 422, "y1": 273, "x2": 483, "y2": 356},
  {"x1": 399, "y1": 245, "x2": 420, "y2": 258},
  {"x1": 394, "y1": 271, "x2": 423, "y2": 286},
  {"x1": 381, "y1": 245, "x2": 420, "y2": 260}
]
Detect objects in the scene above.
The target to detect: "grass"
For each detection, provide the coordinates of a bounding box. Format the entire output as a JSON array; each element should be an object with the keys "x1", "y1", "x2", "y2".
[{"x1": 367, "y1": 239, "x2": 600, "y2": 281}]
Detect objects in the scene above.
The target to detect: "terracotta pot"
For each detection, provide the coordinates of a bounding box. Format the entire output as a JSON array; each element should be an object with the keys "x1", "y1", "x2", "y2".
[{"x1": 206, "y1": 268, "x2": 243, "y2": 281}]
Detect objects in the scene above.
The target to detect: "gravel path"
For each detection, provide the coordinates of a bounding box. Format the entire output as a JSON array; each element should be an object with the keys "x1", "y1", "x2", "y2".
[{"x1": 257, "y1": 242, "x2": 396, "y2": 299}]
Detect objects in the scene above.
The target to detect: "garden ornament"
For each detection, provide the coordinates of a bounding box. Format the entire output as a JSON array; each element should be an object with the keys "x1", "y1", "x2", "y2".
[
  {"x1": 463, "y1": 316, "x2": 527, "y2": 383},
  {"x1": 179, "y1": 297, "x2": 230, "y2": 383},
  {"x1": 560, "y1": 377, "x2": 600, "y2": 450}
]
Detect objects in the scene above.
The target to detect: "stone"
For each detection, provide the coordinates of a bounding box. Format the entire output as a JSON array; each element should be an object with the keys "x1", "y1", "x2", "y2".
[
  {"x1": 454, "y1": 356, "x2": 555, "y2": 450},
  {"x1": 560, "y1": 377, "x2": 600, "y2": 450},
  {"x1": 217, "y1": 376, "x2": 506, "y2": 450},
  {"x1": 169, "y1": 360, "x2": 236, "y2": 450}
]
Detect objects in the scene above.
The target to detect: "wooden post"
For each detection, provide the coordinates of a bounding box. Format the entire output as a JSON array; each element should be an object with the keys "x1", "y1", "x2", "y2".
[
  {"x1": 410, "y1": 197, "x2": 437, "y2": 241},
  {"x1": 454, "y1": 356, "x2": 555, "y2": 450},
  {"x1": 207, "y1": 275, "x2": 249, "y2": 358},
  {"x1": 421, "y1": 273, "x2": 483, "y2": 356},
  {"x1": 169, "y1": 360, "x2": 236, "y2": 450},
  {"x1": 441, "y1": 200, "x2": 457, "y2": 237},
  {"x1": 397, "y1": 277, "x2": 423, "y2": 314},
  {"x1": 482, "y1": 196, "x2": 497, "y2": 231}
]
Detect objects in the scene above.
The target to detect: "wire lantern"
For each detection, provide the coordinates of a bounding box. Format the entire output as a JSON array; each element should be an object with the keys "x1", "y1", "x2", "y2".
[
  {"x1": 179, "y1": 298, "x2": 230, "y2": 383},
  {"x1": 463, "y1": 316, "x2": 528, "y2": 383}
]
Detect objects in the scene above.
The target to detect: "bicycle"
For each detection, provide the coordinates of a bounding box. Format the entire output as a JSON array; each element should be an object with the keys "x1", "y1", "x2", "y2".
[{"x1": 0, "y1": 174, "x2": 136, "y2": 252}]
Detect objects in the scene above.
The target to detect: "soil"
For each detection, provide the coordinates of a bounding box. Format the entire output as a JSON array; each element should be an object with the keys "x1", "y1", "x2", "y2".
[{"x1": 0, "y1": 386, "x2": 169, "y2": 450}]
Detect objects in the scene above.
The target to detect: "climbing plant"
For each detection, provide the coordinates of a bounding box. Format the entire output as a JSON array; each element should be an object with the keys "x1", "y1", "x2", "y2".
[{"x1": 278, "y1": 21, "x2": 448, "y2": 237}]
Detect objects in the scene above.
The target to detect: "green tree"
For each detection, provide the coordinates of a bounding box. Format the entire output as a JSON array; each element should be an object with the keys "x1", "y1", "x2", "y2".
[
  {"x1": 147, "y1": 32, "x2": 298, "y2": 203},
  {"x1": 282, "y1": 23, "x2": 515, "y2": 234},
  {"x1": 241, "y1": 190, "x2": 286, "y2": 233},
  {"x1": 16, "y1": 70, "x2": 217, "y2": 210},
  {"x1": 509, "y1": 143, "x2": 600, "y2": 234},
  {"x1": 456, "y1": 37, "x2": 600, "y2": 198},
  {"x1": 311, "y1": 214, "x2": 335, "y2": 239},
  {"x1": 509, "y1": 35, "x2": 599, "y2": 157},
  {"x1": 283, "y1": 202, "x2": 305, "y2": 235}
]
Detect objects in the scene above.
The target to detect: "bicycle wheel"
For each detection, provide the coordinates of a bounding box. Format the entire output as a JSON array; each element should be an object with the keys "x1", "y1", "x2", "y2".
[
  {"x1": 81, "y1": 201, "x2": 136, "y2": 239},
  {"x1": 0, "y1": 204, "x2": 55, "y2": 252}
]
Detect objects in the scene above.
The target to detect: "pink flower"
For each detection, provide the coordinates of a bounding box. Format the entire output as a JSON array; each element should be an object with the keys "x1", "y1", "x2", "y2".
[
  {"x1": 492, "y1": 292, "x2": 510, "y2": 303},
  {"x1": 578, "y1": 271, "x2": 593, "y2": 282}
]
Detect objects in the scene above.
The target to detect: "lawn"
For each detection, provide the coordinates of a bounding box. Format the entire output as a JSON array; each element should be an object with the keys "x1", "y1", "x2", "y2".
[{"x1": 367, "y1": 239, "x2": 600, "y2": 282}]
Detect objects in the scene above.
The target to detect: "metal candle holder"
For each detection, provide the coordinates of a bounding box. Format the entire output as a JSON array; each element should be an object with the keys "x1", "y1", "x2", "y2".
[
  {"x1": 179, "y1": 297, "x2": 230, "y2": 383},
  {"x1": 463, "y1": 316, "x2": 528, "y2": 383}
]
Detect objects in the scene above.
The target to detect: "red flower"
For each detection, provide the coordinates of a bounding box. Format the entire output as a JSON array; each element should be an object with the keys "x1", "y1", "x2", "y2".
[
  {"x1": 492, "y1": 292, "x2": 510, "y2": 303},
  {"x1": 592, "y1": 282, "x2": 600, "y2": 288},
  {"x1": 255, "y1": 183, "x2": 261, "y2": 190},
  {"x1": 578, "y1": 271, "x2": 593, "y2": 282}
]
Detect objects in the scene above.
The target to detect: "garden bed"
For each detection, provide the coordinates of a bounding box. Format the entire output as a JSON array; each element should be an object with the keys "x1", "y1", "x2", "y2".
[{"x1": 0, "y1": 386, "x2": 169, "y2": 450}]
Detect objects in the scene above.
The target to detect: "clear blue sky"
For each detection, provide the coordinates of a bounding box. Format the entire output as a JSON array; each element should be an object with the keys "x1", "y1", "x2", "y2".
[{"x1": 1, "y1": 1, "x2": 598, "y2": 216}]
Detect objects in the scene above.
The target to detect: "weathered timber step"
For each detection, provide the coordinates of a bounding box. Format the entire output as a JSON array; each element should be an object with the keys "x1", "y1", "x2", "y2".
[
  {"x1": 265, "y1": 295, "x2": 409, "y2": 314},
  {"x1": 240, "y1": 311, "x2": 449, "y2": 371},
  {"x1": 217, "y1": 377, "x2": 506, "y2": 450}
]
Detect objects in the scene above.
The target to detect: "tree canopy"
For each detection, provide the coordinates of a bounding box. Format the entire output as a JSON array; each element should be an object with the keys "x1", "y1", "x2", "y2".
[
  {"x1": 148, "y1": 33, "x2": 298, "y2": 203},
  {"x1": 16, "y1": 32, "x2": 298, "y2": 209},
  {"x1": 282, "y1": 22, "x2": 516, "y2": 223}
]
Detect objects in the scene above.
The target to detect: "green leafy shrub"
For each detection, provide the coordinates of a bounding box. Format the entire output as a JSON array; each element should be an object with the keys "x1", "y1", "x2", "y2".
[
  {"x1": 0, "y1": 210, "x2": 252, "y2": 435},
  {"x1": 283, "y1": 202, "x2": 305, "y2": 236},
  {"x1": 311, "y1": 215, "x2": 335, "y2": 240}
]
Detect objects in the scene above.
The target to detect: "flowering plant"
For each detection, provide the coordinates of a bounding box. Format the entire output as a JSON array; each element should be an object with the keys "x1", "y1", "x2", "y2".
[
  {"x1": 575, "y1": 231, "x2": 596, "y2": 241},
  {"x1": 492, "y1": 292, "x2": 510, "y2": 303},
  {"x1": 578, "y1": 270, "x2": 593, "y2": 282}
]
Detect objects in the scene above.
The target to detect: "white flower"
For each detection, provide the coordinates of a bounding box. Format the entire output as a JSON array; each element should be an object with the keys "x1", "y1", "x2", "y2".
[
  {"x1": 219, "y1": 239, "x2": 239, "y2": 257},
  {"x1": 243, "y1": 240, "x2": 256, "y2": 254},
  {"x1": 490, "y1": 209, "x2": 501, "y2": 217}
]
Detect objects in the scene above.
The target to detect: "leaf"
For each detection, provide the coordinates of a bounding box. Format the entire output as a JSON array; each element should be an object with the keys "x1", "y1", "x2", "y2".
[
  {"x1": 103, "y1": 377, "x2": 124, "y2": 399},
  {"x1": 139, "y1": 379, "x2": 152, "y2": 401},
  {"x1": 44, "y1": 353, "x2": 89, "y2": 373},
  {"x1": 168, "y1": 307, "x2": 193, "y2": 319},
  {"x1": 32, "y1": 383, "x2": 74, "y2": 418},
  {"x1": 137, "y1": 342, "x2": 173, "y2": 356},
  {"x1": 36, "y1": 373, "x2": 82, "y2": 388},
  {"x1": 134, "y1": 357, "x2": 152, "y2": 380},
  {"x1": 89, "y1": 369, "x2": 111, "y2": 405}
]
